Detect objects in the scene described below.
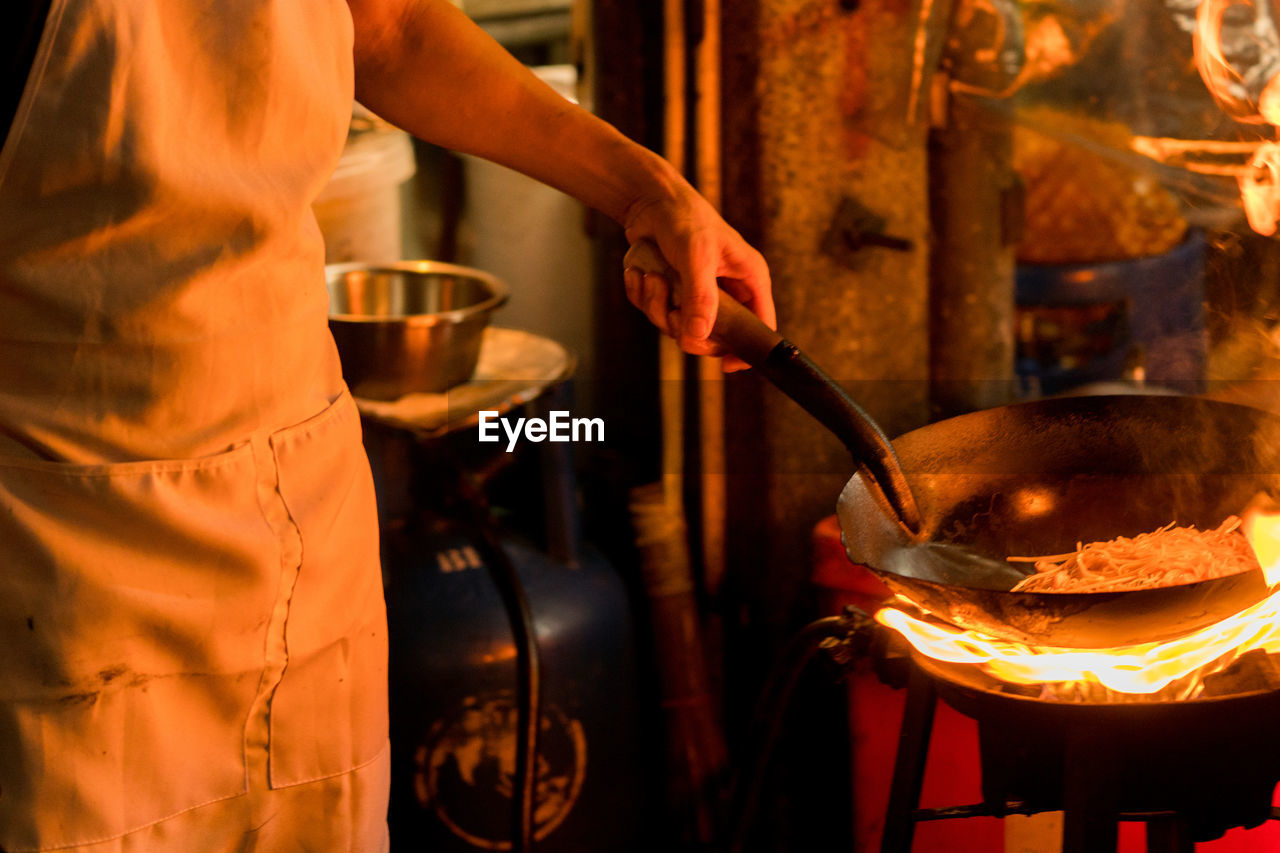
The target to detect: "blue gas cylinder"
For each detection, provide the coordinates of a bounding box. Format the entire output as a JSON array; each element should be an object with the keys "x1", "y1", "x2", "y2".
[{"x1": 372, "y1": 428, "x2": 645, "y2": 851}]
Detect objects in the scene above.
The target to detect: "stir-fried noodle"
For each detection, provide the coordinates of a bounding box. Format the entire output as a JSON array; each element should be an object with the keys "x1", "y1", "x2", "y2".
[{"x1": 1008, "y1": 517, "x2": 1260, "y2": 593}]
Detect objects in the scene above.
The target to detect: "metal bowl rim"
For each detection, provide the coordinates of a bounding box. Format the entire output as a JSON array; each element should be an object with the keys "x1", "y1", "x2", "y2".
[{"x1": 324, "y1": 260, "x2": 510, "y2": 324}]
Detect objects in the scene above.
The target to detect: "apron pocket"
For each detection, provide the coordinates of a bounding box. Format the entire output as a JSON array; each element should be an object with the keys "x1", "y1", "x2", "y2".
[
  {"x1": 266, "y1": 390, "x2": 388, "y2": 788},
  {"x1": 0, "y1": 442, "x2": 278, "y2": 852}
]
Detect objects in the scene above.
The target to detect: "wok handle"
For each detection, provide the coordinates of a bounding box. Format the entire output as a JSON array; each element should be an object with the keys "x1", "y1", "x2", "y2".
[{"x1": 623, "y1": 239, "x2": 923, "y2": 534}]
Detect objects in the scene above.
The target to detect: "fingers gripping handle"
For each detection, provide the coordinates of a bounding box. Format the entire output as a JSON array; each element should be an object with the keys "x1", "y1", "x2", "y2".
[
  {"x1": 623, "y1": 239, "x2": 783, "y2": 365},
  {"x1": 622, "y1": 239, "x2": 924, "y2": 535}
]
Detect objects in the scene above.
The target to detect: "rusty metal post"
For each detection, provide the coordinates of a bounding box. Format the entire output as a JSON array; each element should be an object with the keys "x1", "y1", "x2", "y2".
[
  {"x1": 926, "y1": 0, "x2": 1024, "y2": 417},
  {"x1": 722, "y1": 0, "x2": 934, "y2": 633},
  {"x1": 928, "y1": 92, "x2": 1018, "y2": 417}
]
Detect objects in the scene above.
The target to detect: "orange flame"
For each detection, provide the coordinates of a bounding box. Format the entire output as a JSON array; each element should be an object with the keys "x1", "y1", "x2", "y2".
[
  {"x1": 1244, "y1": 501, "x2": 1280, "y2": 586},
  {"x1": 877, "y1": 505, "x2": 1280, "y2": 695},
  {"x1": 1194, "y1": 0, "x2": 1268, "y2": 124}
]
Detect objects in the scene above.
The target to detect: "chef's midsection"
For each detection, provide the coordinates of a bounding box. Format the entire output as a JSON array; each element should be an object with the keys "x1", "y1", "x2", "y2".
[{"x1": 0, "y1": 331, "x2": 346, "y2": 464}]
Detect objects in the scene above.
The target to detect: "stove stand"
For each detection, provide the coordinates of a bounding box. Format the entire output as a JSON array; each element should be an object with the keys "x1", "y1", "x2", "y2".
[{"x1": 880, "y1": 653, "x2": 1280, "y2": 853}]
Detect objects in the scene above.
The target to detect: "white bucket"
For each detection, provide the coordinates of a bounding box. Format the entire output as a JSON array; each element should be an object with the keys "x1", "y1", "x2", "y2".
[{"x1": 314, "y1": 111, "x2": 417, "y2": 264}]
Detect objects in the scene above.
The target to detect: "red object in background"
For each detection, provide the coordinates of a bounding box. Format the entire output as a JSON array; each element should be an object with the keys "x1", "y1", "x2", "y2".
[
  {"x1": 812, "y1": 515, "x2": 1280, "y2": 852},
  {"x1": 814, "y1": 515, "x2": 1002, "y2": 852}
]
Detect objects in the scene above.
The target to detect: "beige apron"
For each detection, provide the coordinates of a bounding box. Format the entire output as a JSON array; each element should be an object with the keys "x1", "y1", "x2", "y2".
[{"x1": 0, "y1": 1, "x2": 390, "y2": 849}]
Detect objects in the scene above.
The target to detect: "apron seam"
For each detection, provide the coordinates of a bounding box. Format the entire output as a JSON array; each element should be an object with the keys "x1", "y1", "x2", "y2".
[
  {"x1": 4, "y1": 788, "x2": 248, "y2": 853},
  {"x1": 259, "y1": 393, "x2": 388, "y2": 791},
  {"x1": 0, "y1": 442, "x2": 254, "y2": 476},
  {"x1": 265, "y1": 737, "x2": 392, "y2": 791},
  {"x1": 0, "y1": 0, "x2": 67, "y2": 191},
  {"x1": 246, "y1": 432, "x2": 306, "y2": 794}
]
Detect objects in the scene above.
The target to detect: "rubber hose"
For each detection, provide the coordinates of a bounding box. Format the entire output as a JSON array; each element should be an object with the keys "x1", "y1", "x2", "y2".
[
  {"x1": 470, "y1": 521, "x2": 540, "y2": 852},
  {"x1": 728, "y1": 615, "x2": 857, "y2": 853}
]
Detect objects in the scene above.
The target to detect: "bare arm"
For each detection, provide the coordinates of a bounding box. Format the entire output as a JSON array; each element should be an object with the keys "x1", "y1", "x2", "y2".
[{"x1": 345, "y1": 0, "x2": 774, "y2": 359}]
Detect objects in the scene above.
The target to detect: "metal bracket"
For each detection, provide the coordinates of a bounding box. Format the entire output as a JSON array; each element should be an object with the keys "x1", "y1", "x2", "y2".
[{"x1": 821, "y1": 196, "x2": 915, "y2": 269}]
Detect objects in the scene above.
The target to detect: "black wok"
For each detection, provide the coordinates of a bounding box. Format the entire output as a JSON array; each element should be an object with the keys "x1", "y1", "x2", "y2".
[
  {"x1": 623, "y1": 240, "x2": 1280, "y2": 648},
  {"x1": 838, "y1": 393, "x2": 1280, "y2": 647}
]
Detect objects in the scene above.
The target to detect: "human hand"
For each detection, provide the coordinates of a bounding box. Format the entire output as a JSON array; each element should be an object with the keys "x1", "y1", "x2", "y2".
[{"x1": 620, "y1": 185, "x2": 774, "y2": 372}]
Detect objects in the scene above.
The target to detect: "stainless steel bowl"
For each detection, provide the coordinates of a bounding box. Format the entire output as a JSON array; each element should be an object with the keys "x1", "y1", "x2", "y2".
[{"x1": 326, "y1": 261, "x2": 509, "y2": 400}]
